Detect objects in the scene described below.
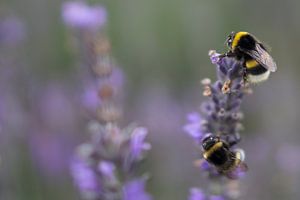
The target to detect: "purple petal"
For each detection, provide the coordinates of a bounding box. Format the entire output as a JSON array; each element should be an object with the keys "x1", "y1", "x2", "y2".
[
  {"x1": 183, "y1": 113, "x2": 203, "y2": 139},
  {"x1": 130, "y1": 127, "x2": 151, "y2": 159},
  {"x1": 187, "y1": 112, "x2": 201, "y2": 122},
  {"x1": 123, "y1": 179, "x2": 152, "y2": 200},
  {"x1": 98, "y1": 161, "x2": 115, "y2": 178},
  {"x1": 209, "y1": 195, "x2": 225, "y2": 200},
  {"x1": 70, "y1": 156, "x2": 100, "y2": 194},
  {"x1": 189, "y1": 188, "x2": 206, "y2": 200},
  {"x1": 62, "y1": 1, "x2": 107, "y2": 30}
]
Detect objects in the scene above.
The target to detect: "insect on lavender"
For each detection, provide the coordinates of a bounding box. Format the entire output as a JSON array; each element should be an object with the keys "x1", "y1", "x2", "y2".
[{"x1": 184, "y1": 50, "x2": 254, "y2": 199}]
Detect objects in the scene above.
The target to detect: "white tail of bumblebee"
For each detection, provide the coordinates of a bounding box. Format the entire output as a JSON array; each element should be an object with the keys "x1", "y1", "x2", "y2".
[{"x1": 234, "y1": 148, "x2": 246, "y2": 161}]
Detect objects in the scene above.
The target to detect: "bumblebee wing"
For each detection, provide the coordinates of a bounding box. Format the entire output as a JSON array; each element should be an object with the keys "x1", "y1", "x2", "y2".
[{"x1": 243, "y1": 43, "x2": 277, "y2": 72}]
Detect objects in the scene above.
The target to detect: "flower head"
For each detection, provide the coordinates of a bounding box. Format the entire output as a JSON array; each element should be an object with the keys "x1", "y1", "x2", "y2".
[
  {"x1": 185, "y1": 50, "x2": 251, "y2": 199},
  {"x1": 62, "y1": 1, "x2": 107, "y2": 30}
]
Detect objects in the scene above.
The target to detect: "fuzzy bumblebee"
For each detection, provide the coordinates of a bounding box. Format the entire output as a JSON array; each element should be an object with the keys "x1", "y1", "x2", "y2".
[
  {"x1": 223, "y1": 31, "x2": 277, "y2": 83},
  {"x1": 202, "y1": 135, "x2": 248, "y2": 179}
]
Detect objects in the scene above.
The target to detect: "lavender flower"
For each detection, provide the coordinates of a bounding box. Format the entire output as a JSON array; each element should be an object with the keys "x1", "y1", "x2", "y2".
[
  {"x1": 70, "y1": 156, "x2": 100, "y2": 199},
  {"x1": 184, "y1": 50, "x2": 253, "y2": 199},
  {"x1": 62, "y1": 1, "x2": 107, "y2": 30},
  {"x1": 209, "y1": 195, "x2": 225, "y2": 200},
  {"x1": 98, "y1": 161, "x2": 116, "y2": 179},
  {"x1": 188, "y1": 188, "x2": 226, "y2": 200},
  {"x1": 123, "y1": 179, "x2": 152, "y2": 200},
  {"x1": 183, "y1": 112, "x2": 203, "y2": 140},
  {"x1": 63, "y1": 2, "x2": 152, "y2": 199},
  {"x1": 130, "y1": 127, "x2": 151, "y2": 160},
  {"x1": 189, "y1": 188, "x2": 205, "y2": 200}
]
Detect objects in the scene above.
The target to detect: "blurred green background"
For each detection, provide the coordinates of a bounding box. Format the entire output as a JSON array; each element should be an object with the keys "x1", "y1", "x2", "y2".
[{"x1": 1, "y1": 0, "x2": 300, "y2": 199}]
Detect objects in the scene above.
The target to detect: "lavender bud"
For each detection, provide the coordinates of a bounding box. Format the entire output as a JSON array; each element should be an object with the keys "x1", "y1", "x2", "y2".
[{"x1": 62, "y1": 1, "x2": 107, "y2": 30}]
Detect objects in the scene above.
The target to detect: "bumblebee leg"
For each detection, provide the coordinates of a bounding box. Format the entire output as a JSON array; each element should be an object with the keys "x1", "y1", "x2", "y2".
[
  {"x1": 242, "y1": 65, "x2": 248, "y2": 84},
  {"x1": 219, "y1": 51, "x2": 235, "y2": 58}
]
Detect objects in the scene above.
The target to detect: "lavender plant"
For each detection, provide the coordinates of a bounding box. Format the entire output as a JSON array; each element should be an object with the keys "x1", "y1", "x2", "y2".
[
  {"x1": 184, "y1": 50, "x2": 254, "y2": 200},
  {"x1": 62, "y1": 2, "x2": 152, "y2": 200}
]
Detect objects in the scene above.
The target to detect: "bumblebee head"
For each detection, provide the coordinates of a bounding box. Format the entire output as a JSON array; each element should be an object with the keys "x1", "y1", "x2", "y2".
[
  {"x1": 202, "y1": 135, "x2": 220, "y2": 151},
  {"x1": 225, "y1": 31, "x2": 236, "y2": 49}
]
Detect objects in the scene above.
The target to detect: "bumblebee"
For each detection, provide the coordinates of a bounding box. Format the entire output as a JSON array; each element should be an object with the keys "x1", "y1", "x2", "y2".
[
  {"x1": 224, "y1": 31, "x2": 277, "y2": 83},
  {"x1": 202, "y1": 135, "x2": 248, "y2": 179}
]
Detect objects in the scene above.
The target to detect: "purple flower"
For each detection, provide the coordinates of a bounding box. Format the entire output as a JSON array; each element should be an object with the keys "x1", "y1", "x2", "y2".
[
  {"x1": 209, "y1": 195, "x2": 225, "y2": 200},
  {"x1": 183, "y1": 112, "x2": 203, "y2": 140},
  {"x1": 208, "y1": 50, "x2": 221, "y2": 65},
  {"x1": 188, "y1": 188, "x2": 205, "y2": 200},
  {"x1": 96, "y1": 66, "x2": 125, "y2": 99},
  {"x1": 0, "y1": 17, "x2": 25, "y2": 46},
  {"x1": 123, "y1": 179, "x2": 152, "y2": 200},
  {"x1": 130, "y1": 127, "x2": 151, "y2": 160},
  {"x1": 185, "y1": 50, "x2": 252, "y2": 199},
  {"x1": 70, "y1": 156, "x2": 100, "y2": 197},
  {"x1": 98, "y1": 161, "x2": 115, "y2": 178},
  {"x1": 81, "y1": 83, "x2": 101, "y2": 112},
  {"x1": 62, "y1": 1, "x2": 107, "y2": 30},
  {"x1": 198, "y1": 159, "x2": 211, "y2": 171}
]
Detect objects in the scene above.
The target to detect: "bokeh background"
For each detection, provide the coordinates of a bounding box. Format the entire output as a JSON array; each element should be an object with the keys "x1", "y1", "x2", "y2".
[{"x1": 1, "y1": 0, "x2": 300, "y2": 199}]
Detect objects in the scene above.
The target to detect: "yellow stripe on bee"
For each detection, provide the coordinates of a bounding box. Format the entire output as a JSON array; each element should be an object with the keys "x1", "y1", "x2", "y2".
[
  {"x1": 203, "y1": 142, "x2": 223, "y2": 159},
  {"x1": 234, "y1": 151, "x2": 242, "y2": 165},
  {"x1": 232, "y1": 31, "x2": 249, "y2": 50},
  {"x1": 245, "y1": 59, "x2": 259, "y2": 69}
]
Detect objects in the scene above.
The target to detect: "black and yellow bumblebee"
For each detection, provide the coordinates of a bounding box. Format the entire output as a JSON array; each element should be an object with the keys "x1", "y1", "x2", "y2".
[
  {"x1": 223, "y1": 31, "x2": 277, "y2": 83},
  {"x1": 202, "y1": 135, "x2": 248, "y2": 179}
]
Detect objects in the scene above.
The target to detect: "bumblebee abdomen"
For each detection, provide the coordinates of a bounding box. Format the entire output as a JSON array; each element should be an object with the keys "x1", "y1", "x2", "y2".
[
  {"x1": 245, "y1": 59, "x2": 270, "y2": 83},
  {"x1": 207, "y1": 148, "x2": 228, "y2": 166},
  {"x1": 245, "y1": 60, "x2": 267, "y2": 73}
]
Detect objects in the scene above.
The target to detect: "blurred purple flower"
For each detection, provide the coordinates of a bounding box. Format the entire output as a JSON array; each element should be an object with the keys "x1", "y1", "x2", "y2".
[
  {"x1": 63, "y1": 4, "x2": 152, "y2": 198},
  {"x1": 81, "y1": 83, "x2": 101, "y2": 112},
  {"x1": 209, "y1": 50, "x2": 221, "y2": 65},
  {"x1": 81, "y1": 67, "x2": 124, "y2": 115},
  {"x1": 123, "y1": 179, "x2": 152, "y2": 200},
  {"x1": 70, "y1": 156, "x2": 100, "y2": 197},
  {"x1": 198, "y1": 159, "x2": 211, "y2": 171},
  {"x1": 183, "y1": 112, "x2": 203, "y2": 140},
  {"x1": 130, "y1": 127, "x2": 151, "y2": 160},
  {"x1": 209, "y1": 195, "x2": 225, "y2": 200},
  {"x1": 0, "y1": 17, "x2": 25, "y2": 46},
  {"x1": 98, "y1": 161, "x2": 115, "y2": 178},
  {"x1": 188, "y1": 188, "x2": 205, "y2": 200},
  {"x1": 62, "y1": 1, "x2": 107, "y2": 30}
]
